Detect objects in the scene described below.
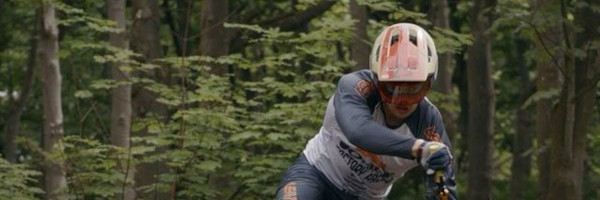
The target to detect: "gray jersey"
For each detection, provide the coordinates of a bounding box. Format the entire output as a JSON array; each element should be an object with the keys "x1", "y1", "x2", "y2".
[{"x1": 303, "y1": 70, "x2": 454, "y2": 199}]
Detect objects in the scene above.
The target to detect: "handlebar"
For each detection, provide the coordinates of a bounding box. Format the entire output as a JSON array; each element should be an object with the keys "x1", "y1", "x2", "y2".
[{"x1": 426, "y1": 144, "x2": 450, "y2": 200}]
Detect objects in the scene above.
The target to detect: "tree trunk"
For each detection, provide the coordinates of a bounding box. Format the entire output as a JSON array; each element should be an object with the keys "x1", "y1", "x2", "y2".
[
  {"x1": 548, "y1": 60, "x2": 576, "y2": 200},
  {"x1": 200, "y1": 0, "x2": 229, "y2": 75},
  {"x1": 3, "y1": 12, "x2": 38, "y2": 162},
  {"x1": 449, "y1": 0, "x2": 468, "y2": 172},
  {"x1": 349, "y1": 0, "x2": 369, "y2": 71},
  {"x1": 571, "y1": 1, "x2": 600, "y2": 199},
  {"x1": 428, "y1": 0, "x2": 457, "y2": 141},
  {"x1": 40, "y1": 2, "x2": 67, "y2": 199},
  {"x1": 131, "y1": 0, "x2": 172, "y2": 199},
  {"x1": 107, "y1": 0, "x2": 135, "y2": 199},
  {"x1": 509, "y1": 38, "x2": 534, "y2": 200},
  {"x1": 531, "y1": 1, "x2": 560, "y2": 198},
  {"x1": 466, "y1": 0, "x2": 496, "y2": 199},
  {"x1": 547, "y1": 0, "x2": 578, "y2": 199}
]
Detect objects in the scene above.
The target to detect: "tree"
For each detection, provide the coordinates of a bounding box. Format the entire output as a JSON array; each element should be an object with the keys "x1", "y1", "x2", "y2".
[
  {"x1": 466, "y1": 0, "x2": 496, "y2": 199},
  {"x1": 200, "y1": 0, "x2": 229, "y2": 75},
  {"x1": 572, "y1": 1, "x2": 600, "y2": 199},
  {"x1": 130, "y1": 0, "x2": 171, "y2": 199},
  {"x1": 107, "y1": 0, "x2": 135, "y2": 199},
  {"x1": 546, "y1": 0, "x2": 600, "y2": 199},
  {"x1": 530, "y1": 0, "x2": 560, "y2": 198},
  {"x1": 509, "y1": 37, "x2": 534, "y2": 200},
  {"x1": 349, "y1": 0, "x2": 369, "y2": 71},
  {"x1": 2, "y1": 10, "x2": 37, "y2": 163},
  {"x1": 40, "y1": 1, "x2": 67, "y2": 199},
  {"x1": 429, "y1": 0, "x2": 457, "y2": 141}
]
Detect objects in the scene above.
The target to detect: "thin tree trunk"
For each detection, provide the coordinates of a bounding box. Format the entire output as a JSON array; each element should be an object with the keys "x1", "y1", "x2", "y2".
[
  {"x1": 429, "y1": 0, "x2": 456, "y2": 141},
  {"x1": 200, "y1": 0, "x2": 229, "y2": 75},
  {"x1": 548, "y1": 62, "x2": 576, "y2": 200},
  {"x1": 509, "y1": 38, "x2": 534, "y2": 200},
  {"x1": 466, "y1": 0, "x2": 496, "y2": 199},
  {"x1": 107, "y1": 0, "x2": 135, "y2": 199},
  {"x1": 131, "y1": 0, "x2": 171, "y2": 199},
  {"x1": 547, "y1": 0, "x2": 577, "y2": 199},
  {"x1": 531, "y1": 1, "x2": 560, "y2": 198},
  {"x1": 453, "y1": 52, "x2": 468, "y2": 171},
  {"x1": 571, "y1": 1, "x2": 600, "y2": 199},
  {"x1": 349, "y1": 0, "x2": 369, "y2": 71},
  {"x1": 40, "y1": 2, "x2": 67, "y2": 199},
  {"x1": 3, "y1": 12, "x2": 38, "y2": 162},
  {"x1": 200, "y1": 1, "x2": 232, "y2": 197},
  {"x1": 449, "y1": 0, "x2": 468, "y2": 172},
  {"x1": 162, "y1": 0, "x2": 183, "y2": 56}
]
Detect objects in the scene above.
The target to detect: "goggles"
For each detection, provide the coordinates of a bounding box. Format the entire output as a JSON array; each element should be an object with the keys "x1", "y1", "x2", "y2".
[{"x1": 377, "y1": 79, "x2": 430, "y2": 105}]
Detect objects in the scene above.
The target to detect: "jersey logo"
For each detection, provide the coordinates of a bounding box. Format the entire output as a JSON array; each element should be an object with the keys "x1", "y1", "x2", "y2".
[
  {"x1": 424, "y1": 126, "x2": 441, "y2": 142},
  {"x1": 337, "y1": 141, "x2": 394, "y2": 184},
  {"x1": 356, "y1": 148, "x2": 387, "y2": 170},
  {"x1": 354, "y1": 79, "x2": 374, "y2": 98}
]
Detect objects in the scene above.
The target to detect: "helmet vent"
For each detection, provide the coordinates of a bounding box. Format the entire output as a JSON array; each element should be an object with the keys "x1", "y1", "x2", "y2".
[
  {"x1": 409, "y1": 34, "x2": 417, "y2": 46},
  {"x1": 391, "y1": 35, "x2": 399, "y2": 46},
  {"x1": 427, "y1": 47, "x2": 432, "y2": 62},
  {"x1": 375, "y1": 45, "x2": 381, "y2": 62}
]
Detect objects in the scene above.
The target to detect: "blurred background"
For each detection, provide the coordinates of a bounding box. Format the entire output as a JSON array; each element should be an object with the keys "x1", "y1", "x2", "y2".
[{"x1": 0, "y1": 0, "x2": 599, "y2": 199}]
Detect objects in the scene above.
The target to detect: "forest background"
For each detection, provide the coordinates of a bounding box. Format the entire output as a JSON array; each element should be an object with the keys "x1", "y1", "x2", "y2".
[{"x1": 0, "y1": 0, "x2": 599, "y2": 199}]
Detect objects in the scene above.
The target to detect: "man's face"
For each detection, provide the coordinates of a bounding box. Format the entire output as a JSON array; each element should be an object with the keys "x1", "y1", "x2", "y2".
[
  {"x1": 377, "y1": 80, "x2": 429, "y2": 120},
  {"x1": 383, "y1": 101, "x2": 419, "y2": 120}
]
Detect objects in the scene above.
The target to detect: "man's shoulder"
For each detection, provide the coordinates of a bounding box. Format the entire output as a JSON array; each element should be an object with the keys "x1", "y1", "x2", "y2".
[
  {"x1": 339, "y1": 69, "x2": 374, "y2": 81},
  {"x1": 337, "y1": 70, "x2": 377, "y2": 97},
  {"x1": 418, "y1": 97, "x2": 442, "y2": 117},
  {"x1": 409, "y1": 98, "x2": 445, "y2": 142}
]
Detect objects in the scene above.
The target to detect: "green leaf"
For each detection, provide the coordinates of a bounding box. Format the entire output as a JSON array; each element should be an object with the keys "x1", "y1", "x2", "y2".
[
  {"x1": 266, "y1": 133, "x2": 290, "y2": 141},
  {"x1": 521, "y1": 88, "x2": 561, "y2": 109},
  {"x1": 198, "y1": 160, "x2": 221, "y2": 171},
  {"x1": 74, "y1": 90, "x2": 93, "y2": 98},
  {"x1": 230, "y1": 131, "x2": 262, "y2": 142}
]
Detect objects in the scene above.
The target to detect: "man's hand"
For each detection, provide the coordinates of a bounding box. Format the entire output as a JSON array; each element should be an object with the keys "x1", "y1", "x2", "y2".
[{"x1": 418, "y1": 141, "x2": 453, "y2": 170}]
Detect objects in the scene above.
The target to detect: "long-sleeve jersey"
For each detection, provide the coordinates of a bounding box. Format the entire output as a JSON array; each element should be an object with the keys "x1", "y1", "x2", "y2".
[{"x1": 303, "y1": 70, "x2": 456, "y2": 199}]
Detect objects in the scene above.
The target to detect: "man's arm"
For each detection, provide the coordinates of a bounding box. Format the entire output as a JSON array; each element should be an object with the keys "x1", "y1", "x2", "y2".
[{"x1": 334, "y1": 72, "x2": 418, "y2": 159}]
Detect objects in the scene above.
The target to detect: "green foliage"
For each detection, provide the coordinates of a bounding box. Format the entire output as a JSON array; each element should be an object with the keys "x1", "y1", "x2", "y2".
[
  {"x1": 0, "y1": 157, "x2": 44, "y2": 200},
  {"x1": 61, "y1": 136, "x2": 130, "y2": 199},
  {"x1": 586, "y1": 124, "x2": 600, "y2": 199},
  {"x1": 151, "y1": 17, "x2": 342, "y2": 199}
]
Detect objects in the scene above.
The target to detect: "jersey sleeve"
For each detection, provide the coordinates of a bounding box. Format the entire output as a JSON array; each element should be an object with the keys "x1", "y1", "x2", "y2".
[
  {"x1": 333, "y1": 72, "x2": 417, "y2": 159},
  {"x1": 430, "y1": 105, "x2": 452, "y2": 149}
]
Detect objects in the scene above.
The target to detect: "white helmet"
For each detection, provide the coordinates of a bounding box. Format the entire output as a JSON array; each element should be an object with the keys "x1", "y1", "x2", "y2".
[{"x1": 369, "y1": 23, "x2": 438, "y2": 104}]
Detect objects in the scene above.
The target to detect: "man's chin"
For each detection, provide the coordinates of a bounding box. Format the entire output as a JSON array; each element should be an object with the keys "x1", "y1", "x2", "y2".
[{"x1": 385, "y1": 103, "x2": 416, "y2": 119}]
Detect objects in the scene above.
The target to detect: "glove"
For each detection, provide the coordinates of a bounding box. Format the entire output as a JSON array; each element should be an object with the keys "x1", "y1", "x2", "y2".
[{"x1": 417, "y1": 141, "x2": 453, "y2": 170}]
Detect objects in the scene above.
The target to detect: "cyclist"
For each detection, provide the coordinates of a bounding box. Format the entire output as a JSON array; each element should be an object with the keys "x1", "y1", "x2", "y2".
[{"x1": 275, "y1": 23, "x2": 457, "y2": 200}]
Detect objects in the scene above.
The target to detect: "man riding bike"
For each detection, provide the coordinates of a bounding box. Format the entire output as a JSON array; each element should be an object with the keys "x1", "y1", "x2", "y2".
[{"x1": 276, "y1": 23, "x2": 457, "y2": 200}]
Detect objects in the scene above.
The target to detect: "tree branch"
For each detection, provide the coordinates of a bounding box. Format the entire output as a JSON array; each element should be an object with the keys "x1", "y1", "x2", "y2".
[
  {"x1": 526, "y1": 19, "x2": 568, "y2": 78},
  {"x1": 227, "y1": 184, "x2": 245, "y2": 200},
  {"x1": 264, "y1": 1, "x2": 336, "y2": 31},
  {"x1": 575, "y1": 71, "x2": 600, "y2": 100},
  {"x1": 519, "y1": 10, "x2": 568, "y2": 79},
  {"x1": 229, "y1": 0, "x2": 336, "y2": 53}
]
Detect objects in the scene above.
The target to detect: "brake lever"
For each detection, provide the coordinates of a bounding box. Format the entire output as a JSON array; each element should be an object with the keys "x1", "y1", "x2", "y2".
[{"x1": 434, "y1": 170, "x2": 449, "y2": 200}]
